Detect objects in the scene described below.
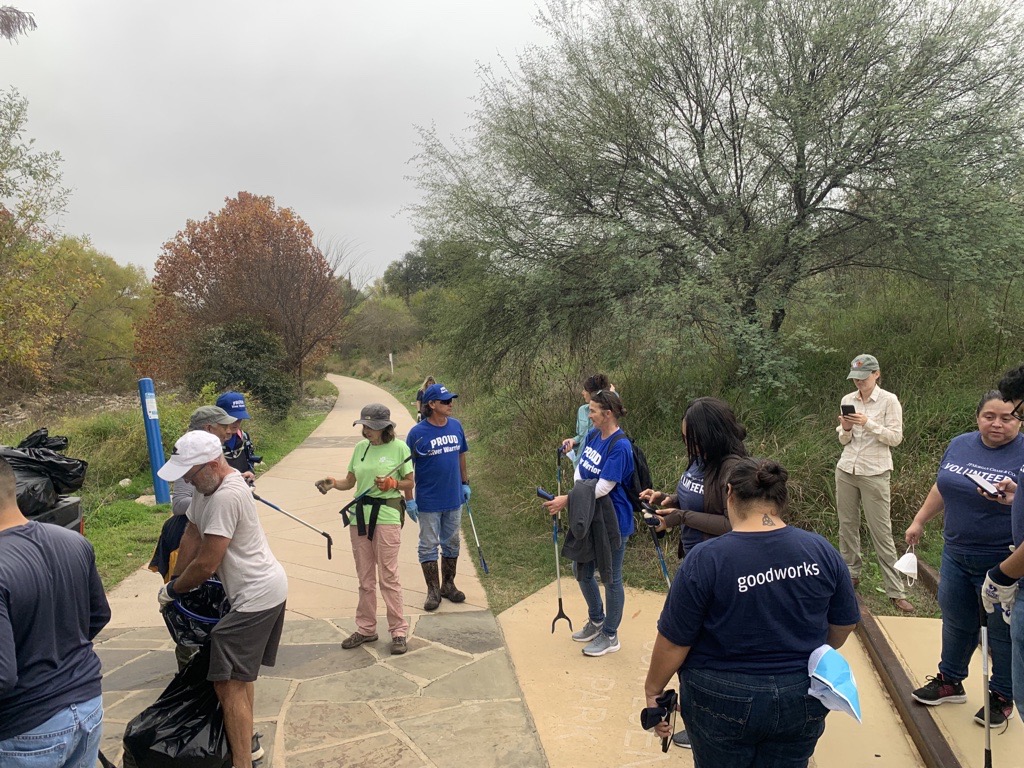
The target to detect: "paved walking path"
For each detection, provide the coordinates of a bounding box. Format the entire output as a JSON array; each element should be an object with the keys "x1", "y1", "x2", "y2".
[
  {"x1": 97, "y1": 375, "x2": 544, "y2": 767},
  {"x1": 95, "y1": 375, "x2": 1002, "y2": 767}
]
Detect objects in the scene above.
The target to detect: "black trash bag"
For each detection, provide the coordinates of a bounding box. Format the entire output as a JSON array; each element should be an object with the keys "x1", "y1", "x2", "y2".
[
  {"x1": 122, "y1": 643, "x2": 230, "y2": 768},
  {"x1": 0, "y1": 444, "x2": 87, "y2": 494},
  {"x1": 17, "y1": 427, "x2": 69, "y2": 452},
  {"x1": 14, "y1": 471, "x2": 57, "y2": 516},
  {"x1": 163, "y1": 579, "x2": 230, "y2": 648}
]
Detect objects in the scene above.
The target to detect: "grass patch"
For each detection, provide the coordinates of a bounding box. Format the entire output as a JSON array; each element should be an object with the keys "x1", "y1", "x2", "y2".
[{"x1": 86, "y1": 499, "x2": 171, "y2": 586}]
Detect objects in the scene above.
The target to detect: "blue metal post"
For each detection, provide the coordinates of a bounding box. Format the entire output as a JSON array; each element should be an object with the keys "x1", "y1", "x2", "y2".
[{"x1": 138, "y1": 378, "x2": 170, "y2": 503}]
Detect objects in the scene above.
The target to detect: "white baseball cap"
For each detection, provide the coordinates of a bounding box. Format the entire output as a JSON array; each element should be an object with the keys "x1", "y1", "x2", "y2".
[{"x1": 158, "y1": 431, "x2": 223, "y2": 481}]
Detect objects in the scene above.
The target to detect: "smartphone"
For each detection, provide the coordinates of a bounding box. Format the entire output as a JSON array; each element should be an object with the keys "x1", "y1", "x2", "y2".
[
  {"x1": 965, "y1": 471, "x2": 1005, "y2": 498},
  {"x1": 840, "y1": 404, "x2": 856, "y2": 417}
]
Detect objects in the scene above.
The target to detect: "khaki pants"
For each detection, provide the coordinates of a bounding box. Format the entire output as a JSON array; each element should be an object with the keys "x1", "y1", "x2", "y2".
[
  {"x1": 351, "y1": 524, "x2": 408, "y2": 638},
  {"x1": 835, "y1": 468, "x2": 906, "y2": 599}
]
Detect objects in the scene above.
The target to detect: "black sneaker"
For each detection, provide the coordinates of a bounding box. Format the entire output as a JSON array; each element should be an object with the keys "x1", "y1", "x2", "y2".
[
  {"x1": 252, "y1": 732, "x2": 265, "y2": 761},
  {"x1": 911, "y1": 673, "x2": 967, "y2": 706},
  {"x1": 974, "y1": 690, "x2": 1015, "y2": 727}
]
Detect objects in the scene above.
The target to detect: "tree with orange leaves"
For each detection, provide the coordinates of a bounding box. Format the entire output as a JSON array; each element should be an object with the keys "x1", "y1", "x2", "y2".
[{"x1": 135, "y1": 192, "x2": 346, "y2": 391}]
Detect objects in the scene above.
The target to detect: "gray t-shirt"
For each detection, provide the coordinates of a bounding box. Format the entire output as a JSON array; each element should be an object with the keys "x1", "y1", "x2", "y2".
[
  {"x1": 187, "y1": 472, "x2": 288, "y2": 612},
  {"x1": 171, "y1": 478, "x2": 194, "y2": 516}
]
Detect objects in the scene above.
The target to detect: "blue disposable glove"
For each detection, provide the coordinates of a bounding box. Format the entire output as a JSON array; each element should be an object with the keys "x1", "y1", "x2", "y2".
[
  {"x1": 462, "y1": 483, "x2": 471, "y2": 502},
  {"x1": 405, "y1": 498, "x2": 419, "y2": 523}
]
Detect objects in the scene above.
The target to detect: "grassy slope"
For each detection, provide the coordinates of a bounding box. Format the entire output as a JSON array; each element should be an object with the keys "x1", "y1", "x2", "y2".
[
  {"x1": 1, "y1": 382, "x2": 338, "y2": 589},
  {"x1": 352, "y1": 276, "x2": 1013, "y2": 617}
]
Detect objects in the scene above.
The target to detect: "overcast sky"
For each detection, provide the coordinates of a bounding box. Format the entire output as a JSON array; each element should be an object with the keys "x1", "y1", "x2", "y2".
[{"x1": 2, "y1": 2, "x2": 549, "y2": 281}]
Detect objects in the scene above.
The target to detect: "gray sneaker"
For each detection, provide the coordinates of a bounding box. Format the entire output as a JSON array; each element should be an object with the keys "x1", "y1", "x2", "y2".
[
  {"x1": 572, "y1": 620, "x2": 604, "y2": 642},
  {"x1": 582, "y1": 633, "x2": 620, "y2": 657},
  {"x1": 672, "y1": 730, "x2": 691, "y2": 749}
]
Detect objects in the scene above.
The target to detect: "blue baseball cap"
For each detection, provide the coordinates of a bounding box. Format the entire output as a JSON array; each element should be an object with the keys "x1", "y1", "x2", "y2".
[
  {"x1": 422, "y1": 383, "x2": 457, "y2": 403},
  {"x1": 215, "y1": 391, "x2": 251, "y2": 420}
]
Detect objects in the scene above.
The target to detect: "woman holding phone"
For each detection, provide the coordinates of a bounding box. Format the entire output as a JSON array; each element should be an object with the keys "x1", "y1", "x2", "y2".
[
  {"x1": 904, "y1": 391, "x2": 1024, "y2": 726},
  {"x1": 639, "y1": 396, "x2": 748, "y2": 749},
  {"x1": 835, "y1": 354, "x2": 913, "y2": 613}
]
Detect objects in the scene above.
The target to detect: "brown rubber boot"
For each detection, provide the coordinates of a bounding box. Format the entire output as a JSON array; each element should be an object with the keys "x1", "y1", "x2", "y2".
[
  {"x1": 422, "y1": 560, "x2": 441, "y2": 611},
  {"x1": 440, "y1": 556, "x2": 466, "y2": 603}
]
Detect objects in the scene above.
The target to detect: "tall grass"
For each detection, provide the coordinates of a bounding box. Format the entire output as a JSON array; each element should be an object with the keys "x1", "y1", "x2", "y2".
[{"x1": 416, "y1": 274, "x2": 1014, "y2": 615}]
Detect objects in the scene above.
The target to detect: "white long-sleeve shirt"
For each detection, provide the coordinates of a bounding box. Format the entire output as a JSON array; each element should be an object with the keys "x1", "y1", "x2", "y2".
[{"x1": 836, "y1": 385, "x2": 903, "y2": 476}]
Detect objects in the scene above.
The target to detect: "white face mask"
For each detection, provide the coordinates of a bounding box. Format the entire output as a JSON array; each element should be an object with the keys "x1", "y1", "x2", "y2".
[{"x1": 894, "y1": 547, "x2": 918, "y2": 588}]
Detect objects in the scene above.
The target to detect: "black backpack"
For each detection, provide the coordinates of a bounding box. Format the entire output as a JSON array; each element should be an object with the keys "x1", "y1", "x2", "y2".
[{"x1": 607, "y1": 431, "x2": 653, "y2": 513}]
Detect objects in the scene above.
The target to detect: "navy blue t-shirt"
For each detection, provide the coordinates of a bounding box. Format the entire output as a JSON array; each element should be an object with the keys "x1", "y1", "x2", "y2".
[
  {"x1": 658, "y1": 526, "x2": 860, "y2": 675},
  {"x1": 406, "y1": 417, "x2": 468, "y2": 512},
  {"x1": 0, "y1": 521, "x2": 110, "y2": 740},
  {"x1": 675, "y1": 460, "x2": 705, "y2": 554},
  {"x1": 579, "y1": 428, "x2": 635, "y2": 537},
  {"x1": 935, "y1": 432, "x2": 1024, "y2": 557}
]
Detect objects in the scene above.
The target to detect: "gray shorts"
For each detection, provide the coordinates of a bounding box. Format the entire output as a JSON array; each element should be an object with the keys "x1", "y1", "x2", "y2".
[{"x1": 208, "y1": 601, "x2": 286, "y2": 683}]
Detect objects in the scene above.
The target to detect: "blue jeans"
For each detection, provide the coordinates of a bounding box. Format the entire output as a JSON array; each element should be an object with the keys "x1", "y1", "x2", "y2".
[
  {"x1": 938, "y1": 549, "x2": 1013, "y2": 699},
  {"x1": 418, "y1": 507, "x2": 462, "y2": 562},
  {"x1": 0, "y1": 695, "x2": 103, "y2": 768},
  {"x1": 680, "y1": 669, "x2": 828, "y2": 768},
  {"x1": 573, "y1": 536, "x2": 628, "y2": 636},
  {"x1": 1012, "y1": 589, "x2": 1024, "y2": 711}
]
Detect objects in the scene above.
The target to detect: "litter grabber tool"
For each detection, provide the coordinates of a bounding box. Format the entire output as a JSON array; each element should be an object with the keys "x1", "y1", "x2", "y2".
[
  {"x1": 253, "y1": 493, "x2": 333, "y2": 560},
  {"x1": 463, "y1": 497, "x2": 489, "y2": 574},
  {"x1": 538, "y1": 486, "x2": 572, "y2": 633},
  {"x1": 556, "y1": 446, "x2": 565, "y2": 497},
  {"x1": 641, "y1": 500, "x2": 672, "y2": 588},
  {"x1": 979, "y1": 597, "x2": 993, "y2": 768},
  {"x1": 640, "y1": 688, "x2": 678, "y2": 753}
]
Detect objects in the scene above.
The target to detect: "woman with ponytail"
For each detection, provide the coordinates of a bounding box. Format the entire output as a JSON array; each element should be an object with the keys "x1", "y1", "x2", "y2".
[{"x1": 643, "y1": 458, "x2": 861, "y2": 767}]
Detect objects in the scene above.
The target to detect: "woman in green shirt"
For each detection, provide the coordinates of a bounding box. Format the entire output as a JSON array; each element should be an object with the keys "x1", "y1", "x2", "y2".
[{"x1": 316, "y1": 404, "x2": 414, "y2": 655}]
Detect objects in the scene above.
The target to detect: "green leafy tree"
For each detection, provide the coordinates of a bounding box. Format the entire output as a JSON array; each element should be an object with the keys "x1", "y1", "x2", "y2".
[
  {"x1": 0, "y1": 91, "x2": 79, "y2": 389},
  {"x1": 185, "y1": 320, "x2": 296, "y2": 416},
  {"x1": 381, "y1": 238, "x2": 484, "y2": 305},
  {"x1": 46, "y1": 238, "x2": 152, "y2": 391},
  {"x1": 415, "y1": 0, "x2": 1024, "y2": 386}
]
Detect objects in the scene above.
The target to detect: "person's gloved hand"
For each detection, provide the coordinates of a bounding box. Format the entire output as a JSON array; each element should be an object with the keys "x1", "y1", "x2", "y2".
[
  {"x1": 462, "y1": 483, "x2": 471, "y2": 502},
  {"x1": 315, "y1": 478, "x2": 334, "y2": 494},
  {"x1": 375, "y1": 476, "x2": 399, "y2": 492},
  {"x1": 405, "y1": 498, "x2": 419, "y2": 523},
  {"x1": 157, "y1": 579, "x2": 181, "y2": 611},
  {"x1": 982, "y1": 565, "x2": 1017, "y2": 625}
]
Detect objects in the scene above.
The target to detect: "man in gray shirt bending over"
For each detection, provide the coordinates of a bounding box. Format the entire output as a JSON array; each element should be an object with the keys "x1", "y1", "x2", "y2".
[{"x1": 157, "y1": 431, "x2": 288, "y2": 768}]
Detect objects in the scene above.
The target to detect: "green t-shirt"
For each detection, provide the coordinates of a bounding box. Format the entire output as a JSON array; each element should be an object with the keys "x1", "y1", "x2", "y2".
[{"x1": 346, "y1": 439, "x2": 412, "y2": 525}]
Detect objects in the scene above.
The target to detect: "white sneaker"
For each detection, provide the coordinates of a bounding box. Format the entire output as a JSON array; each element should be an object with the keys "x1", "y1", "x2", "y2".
[
  {"x1": 582, "y1": 633, "x2": 620, "y2": 657},
  {"x1": 572, "y1": 620, "x2": 604, "y2": 642}
]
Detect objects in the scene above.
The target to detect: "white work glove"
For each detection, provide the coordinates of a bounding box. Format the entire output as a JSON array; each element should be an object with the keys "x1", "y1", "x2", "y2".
[
  {"x1": 982, "y1": 566, "x2": 1017, "y2": 626},
  {"x1": 157, "y1": 579, "x2": 181, "y2": 611}
]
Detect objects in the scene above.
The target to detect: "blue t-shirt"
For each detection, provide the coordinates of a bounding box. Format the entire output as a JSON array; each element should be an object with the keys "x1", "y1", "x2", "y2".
[
  {"x1": 406, "y1": 417, "x2": 468, "y2": 512},
  {"x1": 658, "y1": 526, "x2": 860, "y2": 675},
  {"x1": 675, "y1": 460, "x2": 705, "y2": 554},
  {"x1": 935, "y1": 432, "x2": 1024, "y2": 557},
  {"x1": 579, "y1": 427, "x2": 635, "y2": 537}
]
